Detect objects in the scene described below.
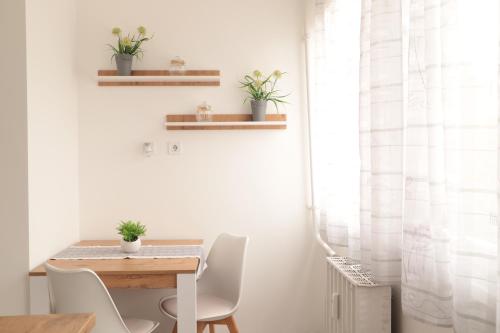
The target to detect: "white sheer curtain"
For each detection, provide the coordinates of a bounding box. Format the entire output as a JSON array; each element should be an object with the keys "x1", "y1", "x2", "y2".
[
  {"x1": 307, "y1": 0, "x2": 500, "y2": 331},
  {"x1": 306, "y1": 0, "x2": 362, "y2": 259},
  {"x1": 306, "y1": 0, "x2": 403, "y2": 283},
  {"x1": 402, "y1": 0, "x2": 499, "y2": 330},
  {"x1": 358, "y1": 0, "x2": 405, "y2": 283}
]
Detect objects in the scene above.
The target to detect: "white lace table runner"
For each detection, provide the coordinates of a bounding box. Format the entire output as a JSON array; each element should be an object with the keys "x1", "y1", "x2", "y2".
[{"x1": 51, "y1": 245, "x2": 206, "y2": 276}]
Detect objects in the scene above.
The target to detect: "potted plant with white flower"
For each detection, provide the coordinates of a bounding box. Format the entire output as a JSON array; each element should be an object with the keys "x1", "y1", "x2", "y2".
[
  {"x1": 108, "y1": 26, "x2": 152, "y2": 76},
  {"x1": 240, "y1": 70, "x2": 288, "y2": 121},
  {"x1": 117, "y1": 220, "x2": 147, "y2": 253}
]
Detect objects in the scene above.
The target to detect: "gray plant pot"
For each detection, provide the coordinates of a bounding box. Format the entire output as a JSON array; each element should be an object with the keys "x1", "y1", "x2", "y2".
[
  {"x1": 251, "y1": 100, "x2": 267, "y2": 121},
  {"x1": 115, "y1": 54, "x2": 133, "y2": 76}
]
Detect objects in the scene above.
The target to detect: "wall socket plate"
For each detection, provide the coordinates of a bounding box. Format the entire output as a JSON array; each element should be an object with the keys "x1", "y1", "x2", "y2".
[{"x1": 168, "y1": 142, "x2": 182, "y2": 155}]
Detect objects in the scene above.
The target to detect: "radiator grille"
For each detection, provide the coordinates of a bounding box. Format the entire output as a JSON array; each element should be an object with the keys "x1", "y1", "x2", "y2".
[{"x1": 326, "y1": 256, "x2": 391, "y2": 333}]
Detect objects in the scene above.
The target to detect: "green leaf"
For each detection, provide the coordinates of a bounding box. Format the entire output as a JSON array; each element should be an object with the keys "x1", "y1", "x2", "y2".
[
  {"x1": 271, "y1": 99, "x2": 279, "y2": 112},
  {"x1": 118, "y1": 37, "x2": 123, "y2": 53},
  {"x1": 117, "y1": 220, "x2": 147, "y2": 242}
]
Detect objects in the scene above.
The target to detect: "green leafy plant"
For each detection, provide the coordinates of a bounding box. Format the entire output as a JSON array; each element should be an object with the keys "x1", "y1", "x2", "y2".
[
  {"x1": 108, "y1": 26, "x2": 153, "y2": 60},
  {"x1": 240, "y1": 70, "x2": 289, "y2": 111},
  {"x1": 117, "y1": 220, "x2": 146, "y2": 242}
]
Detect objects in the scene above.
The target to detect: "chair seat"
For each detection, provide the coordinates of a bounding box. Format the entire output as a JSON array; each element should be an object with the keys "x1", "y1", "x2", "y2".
[
  {"x1": 160, "y1": 294, "x2": 235, "y2": 321},
  {"x1": 123, "y1": 317, "x2": 159, "y2": 333}
]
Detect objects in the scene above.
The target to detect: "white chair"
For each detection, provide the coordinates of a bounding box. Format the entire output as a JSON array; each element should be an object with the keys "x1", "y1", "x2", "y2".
[
  {"x1": 159, "y1": 233, "x2": 249, "y2": 333},
  {"x1": 45, "y1": 263, "x2": 159, "y2": 333}
]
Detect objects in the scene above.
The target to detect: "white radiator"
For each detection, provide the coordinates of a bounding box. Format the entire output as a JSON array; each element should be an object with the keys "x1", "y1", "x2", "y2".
[{"x1": 327, "y1": 257, "x2": 391, "y2": 333}]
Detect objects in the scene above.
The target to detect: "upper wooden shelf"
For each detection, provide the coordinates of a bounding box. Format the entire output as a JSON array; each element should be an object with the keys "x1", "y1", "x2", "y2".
[
  {"x1": 166, "y1": 114, "x2": 287, "y2": 130},
  {"x1": 97, "y1": 69, "x2": 220, "y2": 86}
]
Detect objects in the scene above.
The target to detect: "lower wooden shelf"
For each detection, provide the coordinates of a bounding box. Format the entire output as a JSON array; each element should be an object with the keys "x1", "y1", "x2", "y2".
[{"x1": 166, "y1": 114, "x2": 287, "y2": 130}]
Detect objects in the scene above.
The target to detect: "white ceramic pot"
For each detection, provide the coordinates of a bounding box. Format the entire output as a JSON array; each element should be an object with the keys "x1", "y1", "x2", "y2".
[{"x1": 120, "y1": 238, "x2": 141, "y2": 253}]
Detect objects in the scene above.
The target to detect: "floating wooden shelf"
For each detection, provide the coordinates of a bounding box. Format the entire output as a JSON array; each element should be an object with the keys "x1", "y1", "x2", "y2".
[
  {"x1": 97, "y1": 69, "x2": 220, "y2": 86},
  {"x1": 166, "y1": 114, "x2": 287, "y2": 130}
]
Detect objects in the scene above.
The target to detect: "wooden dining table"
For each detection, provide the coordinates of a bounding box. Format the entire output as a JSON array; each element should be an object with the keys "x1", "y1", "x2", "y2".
[
  {"x1": 0, "y1": 313, "x2": 95, "y2": 333},
  {"x1": 29, "y1": 239, "x2": 202, "y2": 333}
]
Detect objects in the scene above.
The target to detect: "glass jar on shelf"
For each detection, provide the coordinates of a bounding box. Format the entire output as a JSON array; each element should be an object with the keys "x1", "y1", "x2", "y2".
[
  {"x1": 170, "y1": 56, "x2": 186, "y2": 74},
  {"x1": 196, "y1": 101, "x2": 213, "y2": 122}
]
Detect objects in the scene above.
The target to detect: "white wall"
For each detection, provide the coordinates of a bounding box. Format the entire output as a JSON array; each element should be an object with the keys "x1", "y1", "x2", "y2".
[
  {"x1": 0, "y1": 0, "x2": 30, "y2": 315},
  {"x1": 25, "y1": 0, "x2": 80, "y2": 269},
  {"x1": 77, "y1": 0, "x2": 323, "y2": 332}
]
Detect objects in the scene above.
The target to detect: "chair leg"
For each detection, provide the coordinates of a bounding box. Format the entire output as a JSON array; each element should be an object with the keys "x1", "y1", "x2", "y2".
[
  {"x1": 172, "y1": 322, "x2": 177, "y2": 333},
  {"x1": 209, "y1": 323, "x2": 215, "y2": 333},
  {"x1": 197, "y1": 321, "x2": 208, "y2": 333},
  {"x1": 226, "y1": 316, "x2": 239, "y2": 333}
]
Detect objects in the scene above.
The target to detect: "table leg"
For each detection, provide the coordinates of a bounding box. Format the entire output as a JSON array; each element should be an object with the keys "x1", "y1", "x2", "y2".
[{"x1": 177, "y1": 273, "x2": 197, "y2": 333}]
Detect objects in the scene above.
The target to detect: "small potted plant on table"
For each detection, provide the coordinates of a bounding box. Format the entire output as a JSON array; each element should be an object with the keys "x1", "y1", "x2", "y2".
[
  {"x1": 240, "y1": 70, "x2": 288, "y2": 121},
  {"x1": 108, "y1": 26, "x2": 152, "y2": 76},
  {"x1": 117, "y1": 220, "x2": 147, "y2": 253}
]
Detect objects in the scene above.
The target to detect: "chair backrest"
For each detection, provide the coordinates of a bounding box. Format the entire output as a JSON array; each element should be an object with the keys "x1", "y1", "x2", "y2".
[
  {"x1": 45, "y1": 263, "x2": 130, "y2": 333},
  {"x1": 198, "y1": 233, "x2": 249, "y2": 308}
]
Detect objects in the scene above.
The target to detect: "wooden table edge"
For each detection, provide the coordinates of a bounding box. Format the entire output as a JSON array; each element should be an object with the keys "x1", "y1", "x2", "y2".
[
  {"x1": 0, "y1": 313, "x2": 96, "y2": 333},
  {"x1": 82, "y1": 313, "x2": 96, "y2": 333},
  {"x1": 78, "y1": 313, "x2": 96, "y2": 333},
  {"x1": 29, "y1": 265, "x2": 199, "y2": 276},
  {"x1": 76, "y1": 239, "x2": 203, "y2": 246},
  {"x1": 29, "y1": 239, "x2": 203, "y2": 276}
]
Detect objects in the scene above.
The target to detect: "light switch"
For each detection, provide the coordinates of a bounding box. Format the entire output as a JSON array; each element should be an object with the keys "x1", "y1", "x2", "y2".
[{"x1": 143, "y1": 142, "x2": 154, "y2": 157}]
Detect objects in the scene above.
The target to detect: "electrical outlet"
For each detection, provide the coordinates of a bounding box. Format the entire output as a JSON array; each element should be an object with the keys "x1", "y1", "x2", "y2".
[{"x1": 168, "y1": 142, "x2": 182, "y2": 155}]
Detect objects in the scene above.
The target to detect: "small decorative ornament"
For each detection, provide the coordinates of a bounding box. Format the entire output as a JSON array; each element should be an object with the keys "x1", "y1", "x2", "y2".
[
  {"x1": 170, "y1": 56, "x2": 186, "y2": 74},
  {"x1": 196, "y1": 101, "x2": 213, "y2": 122}
]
